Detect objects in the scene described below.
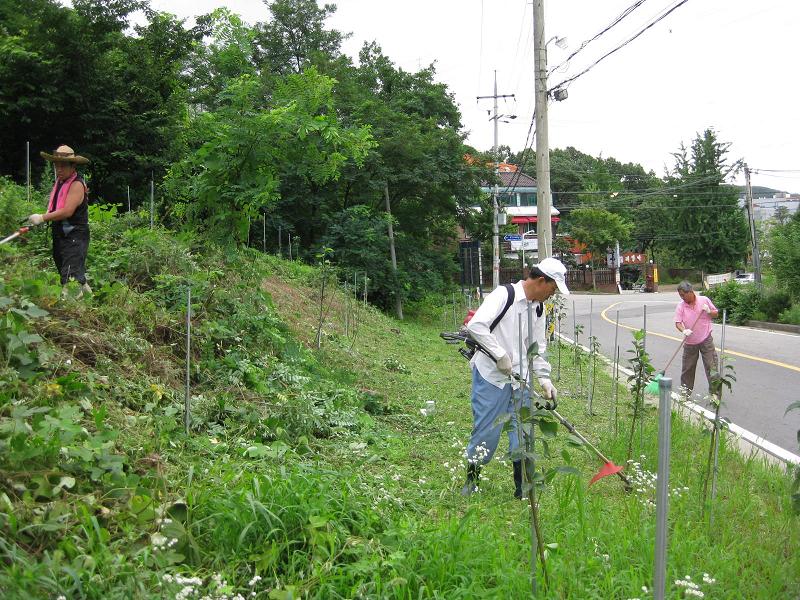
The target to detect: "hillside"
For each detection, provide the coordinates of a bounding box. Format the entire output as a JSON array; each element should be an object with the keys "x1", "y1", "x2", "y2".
[{"x1": 0, "y1": 199, "x2": 798, "y2": 598}]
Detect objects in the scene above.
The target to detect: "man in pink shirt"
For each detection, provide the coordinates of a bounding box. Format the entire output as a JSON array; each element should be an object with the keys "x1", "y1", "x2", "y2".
[{"x1": 674, "y1": 281, "x2": 720, "y2": 396}]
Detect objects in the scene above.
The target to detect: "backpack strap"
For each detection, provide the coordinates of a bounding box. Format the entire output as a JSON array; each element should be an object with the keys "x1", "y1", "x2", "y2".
[{"x1": 489, "y1": 283, "x2": 515, "y2": 332}]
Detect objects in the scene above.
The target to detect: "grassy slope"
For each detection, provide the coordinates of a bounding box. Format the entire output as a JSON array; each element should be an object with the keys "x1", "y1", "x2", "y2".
[
  {"x1": 0, "y1": 212, "x2": 797, "y2": 599},
  {"x1": 265, "y1": 273, "x2": 800, "y2": 599}
]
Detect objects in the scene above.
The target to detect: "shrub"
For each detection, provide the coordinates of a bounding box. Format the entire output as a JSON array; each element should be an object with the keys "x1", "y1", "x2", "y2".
[
  {"x1": 706, "y1": 281, "x2": 763, "y2": 325},
  {"x1": 705, "y1": 281, "x2": 740, "y2": 315},
  {"x1": 778, "y1": 304, "x2": 800, "y2": 326},
  {"x1": 731, "y1": 284, "x2": 761, "y2": 325},
  {"x1": 759, "y1": 289, "x2": 792, "y2": 322}
]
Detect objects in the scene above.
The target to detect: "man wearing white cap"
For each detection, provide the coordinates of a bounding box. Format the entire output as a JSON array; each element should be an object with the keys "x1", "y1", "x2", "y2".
[
  {"x1": 28, "y1": 145, "x2": 92, "y2": 297},
  {"x1": 461, "y1": 257, "x2": 570, "y2": 498}
]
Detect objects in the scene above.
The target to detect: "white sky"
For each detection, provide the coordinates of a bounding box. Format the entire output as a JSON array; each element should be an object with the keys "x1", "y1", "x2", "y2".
[{"x1": 93, "y1": 0, "x2": 800, "y2": 191}]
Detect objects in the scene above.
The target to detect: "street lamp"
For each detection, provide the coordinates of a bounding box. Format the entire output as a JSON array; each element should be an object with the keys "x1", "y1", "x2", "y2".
[{"x1": 547, "y1": 35, "x2": 568, "y2": 49}]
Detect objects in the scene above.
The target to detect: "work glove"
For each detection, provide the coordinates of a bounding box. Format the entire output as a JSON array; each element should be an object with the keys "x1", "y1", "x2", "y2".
[
  {"x1": 27, "y1": 214, "x2": 44, "y2": 226},
  {"x1": 682, "y1": 328, "x2": 693, "y2": 338},
  {"x1": 536, "y1": 378, "x2": 558, "y2": 410},
  {"x1": 496, "y1": 353, "x2": 513, "y2": 377},
  {"x1": 702, "y1": 303, "x2": 711, "y2": 314}
]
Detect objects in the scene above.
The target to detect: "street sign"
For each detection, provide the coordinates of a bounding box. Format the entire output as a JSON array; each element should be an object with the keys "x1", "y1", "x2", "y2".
[
  {"x1": 621, "y1": 252, "x2": 646, "y2": 265},
  {"x1": 504, "y1": 234, "x2": 522, "y2": 241}
]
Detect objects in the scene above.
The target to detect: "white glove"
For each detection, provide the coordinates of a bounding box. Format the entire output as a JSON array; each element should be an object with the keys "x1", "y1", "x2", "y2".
[
  {"x1": 682, "y1": 328, "x2": 693, "y2": 338},
  {"x1": 27, "y1": 214, "x2": 44, "y2": 226},
  {"x1": 537, "y1": 378, "x2": 558, "y2": 410},
  {"x1": 496, "y1": 353, "x2": 512, "y2": 377},
  {"x1": 702, "y1": 303, "x2": 711, "y2": 314}
]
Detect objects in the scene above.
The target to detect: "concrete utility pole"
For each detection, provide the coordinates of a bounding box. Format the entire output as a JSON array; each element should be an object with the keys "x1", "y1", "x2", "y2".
[
  {"x1": 533, "y1": 0, "x2": 553, "y2": 260},
  {"x1": 477, "y1": 71, "x2": 515, "y2": 289},
  {"x1": 743, "y1": 164, "x2": 762, "y2": 288}
]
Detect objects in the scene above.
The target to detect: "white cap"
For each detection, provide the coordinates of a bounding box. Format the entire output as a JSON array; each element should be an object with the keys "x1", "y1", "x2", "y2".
[{"x1": 536, "y1": 257, "x2": 570, "y2": 295}]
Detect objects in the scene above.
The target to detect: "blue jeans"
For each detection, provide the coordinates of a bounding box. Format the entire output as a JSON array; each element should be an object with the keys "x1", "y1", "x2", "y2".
[{"x1": 465, "y1": 367, "x2": 531, "y2": 465}]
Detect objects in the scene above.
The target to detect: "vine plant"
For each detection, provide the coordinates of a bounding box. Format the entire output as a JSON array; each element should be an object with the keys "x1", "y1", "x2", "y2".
[
  {"x1": 625, "y1": 330, "x2": 655, "y2": 462},
  {"x1": 700, "y1": 361, "x2": 737, "y2": 515},
  {"x1": 573, "y1": 322, "x2": 585, "y2": 395},
  {"x1": 587, "y1": 334, "x2": 601, "y2": 415},
  {"x1": 505, "y1": 339, "x2": 580, "y2": 594}
]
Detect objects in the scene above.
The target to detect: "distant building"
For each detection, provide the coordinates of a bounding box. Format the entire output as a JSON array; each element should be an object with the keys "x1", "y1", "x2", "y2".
[
  {"x1": 740, "y1": 192, "x2": 799, "y2": 222},
  {"x1": 753, "y1": 194, "x2": 799, "y2": 222},
  {"x1": 473, "y1": 163, "x2": 560, "y2": 260}
]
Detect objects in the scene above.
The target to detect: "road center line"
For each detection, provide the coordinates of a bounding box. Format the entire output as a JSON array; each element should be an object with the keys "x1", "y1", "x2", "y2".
[{"x1": 599, "y1": 301, "x2": 800, "y2": 374}]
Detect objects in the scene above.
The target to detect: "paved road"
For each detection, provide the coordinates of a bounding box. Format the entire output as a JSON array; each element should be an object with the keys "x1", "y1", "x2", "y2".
[{"x1": 562, "y1": 292, "x2": 800, "y2": 453}]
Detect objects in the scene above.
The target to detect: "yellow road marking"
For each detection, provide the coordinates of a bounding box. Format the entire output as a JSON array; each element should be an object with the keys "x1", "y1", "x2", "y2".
[{"x1": 600, "y1": 301, "x2": 800, "y2": 374}]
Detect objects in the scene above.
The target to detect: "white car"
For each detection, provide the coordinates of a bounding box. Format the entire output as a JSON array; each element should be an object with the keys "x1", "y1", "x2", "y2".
[{"x1": 733, "y1": 272, "x2": 755, "y2": 285}]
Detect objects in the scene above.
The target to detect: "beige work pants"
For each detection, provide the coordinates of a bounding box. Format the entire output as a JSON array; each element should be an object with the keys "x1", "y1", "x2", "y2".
[{"x1": 680, "y1": 334, "x2": 718, "y2": 394}]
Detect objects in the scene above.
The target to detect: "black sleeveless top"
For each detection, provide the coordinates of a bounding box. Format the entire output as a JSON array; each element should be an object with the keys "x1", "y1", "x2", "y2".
[{"x1": 51, "y1": 174, "x2": 88, "y2": 235}]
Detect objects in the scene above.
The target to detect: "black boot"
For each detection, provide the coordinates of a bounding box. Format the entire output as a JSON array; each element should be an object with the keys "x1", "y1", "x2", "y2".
[
  {"x1": 460, "y1": 463, "x2": 481, "y2": 496},
  {"x1": 513, "y1": 460, "x2": 523, "y2": 499}
]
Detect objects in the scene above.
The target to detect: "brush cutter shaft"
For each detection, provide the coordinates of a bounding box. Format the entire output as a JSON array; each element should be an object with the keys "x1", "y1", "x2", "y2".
[
  {"x1": 0, "y1": 225, "x2": 34, "y2": 245},
  {"x1": 660, "y1": 309, "x2": 705, "y2": 373},
  {"x1": 0, "y1": 227, "x2": 29, "y2": 245}
]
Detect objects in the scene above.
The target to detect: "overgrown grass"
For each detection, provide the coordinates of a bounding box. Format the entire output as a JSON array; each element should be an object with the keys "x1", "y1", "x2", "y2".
[{"x1": 0, "y1": 193, "x2": 797, "y2": 598}]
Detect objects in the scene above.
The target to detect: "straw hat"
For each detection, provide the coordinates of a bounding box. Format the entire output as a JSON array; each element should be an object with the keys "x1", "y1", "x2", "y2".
[{"x1": 40, "y1": 145, "x2": 90, "y2": 165}]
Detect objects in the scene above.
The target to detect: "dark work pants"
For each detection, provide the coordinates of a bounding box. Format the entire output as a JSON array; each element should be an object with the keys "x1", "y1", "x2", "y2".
[
  {"x1": 680, "y1": 334, "x2": 718, "y2": 394},
  {"x1": 52, "y1": 226, "x2": 89, "y2": 285}
]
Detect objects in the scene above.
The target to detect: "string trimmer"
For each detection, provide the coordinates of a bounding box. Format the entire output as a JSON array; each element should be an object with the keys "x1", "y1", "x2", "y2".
[
  {"x1": 440, "y1": 330, "x2": 631, "y2": 489},
  {"x1": 644, "y1": 308, "x2": 706, "y2": 394},
  {"x1": 0, "y1": 225, "x2": 33, "y2": 245}
]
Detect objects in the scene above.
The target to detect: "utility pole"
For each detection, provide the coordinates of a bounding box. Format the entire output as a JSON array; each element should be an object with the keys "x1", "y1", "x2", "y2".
[
  {"x1": 533, "y1": 0, "x2": 553, "y2": 260},
  {"x1": 477, "y1": 71, "x2": 515, "y2": 289},
  {"x1": 743, "y1": 164, "x2": 762, "y2": 288}
]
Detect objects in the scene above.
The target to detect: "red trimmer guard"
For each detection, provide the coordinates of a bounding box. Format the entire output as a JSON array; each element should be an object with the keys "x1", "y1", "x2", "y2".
[{"x1": 589, "y1": 461, "x2": 624, "y2": 486}]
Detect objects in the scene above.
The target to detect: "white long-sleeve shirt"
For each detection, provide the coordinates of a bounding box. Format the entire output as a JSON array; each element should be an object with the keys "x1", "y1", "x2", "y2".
[{"x1": 466, "y1": 281, "x2": 551, "y2": 389}]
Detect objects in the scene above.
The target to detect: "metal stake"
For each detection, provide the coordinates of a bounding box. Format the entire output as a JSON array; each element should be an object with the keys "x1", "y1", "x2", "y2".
[
  {"x1": 588, "y1": 298, "x2": 594, "y2": 413},
  {"x1": 709, "y1": 309, "x2": 728, "y2": 526},
  {"x1": 613, "y1": 310, "x2": 620, "y2": 432},
  {"x1": 26, "y1": 141, "x2": 30, "y2": 203},
  {"x1": 150, "y1": 175, "x2": 154, "y2": 229},
  {"x1": 184, "y1": 287, "x2": 192, "y2": 434},
  {"x1": 556, "y1": 312, "x2": 561, "y2": 381},
  {"x1": 653, "y1": 376, "x2": 673, "y2": 600}
]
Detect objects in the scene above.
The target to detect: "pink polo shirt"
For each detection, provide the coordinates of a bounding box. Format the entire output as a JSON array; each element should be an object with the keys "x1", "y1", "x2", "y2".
[{"x1": 674, "y1": 295, "x2": 717, "y2": 345}]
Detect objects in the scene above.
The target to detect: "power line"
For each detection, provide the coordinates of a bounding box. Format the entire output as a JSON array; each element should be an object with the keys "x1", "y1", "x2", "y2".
[
  {"x1": 548, "y1": 0, "x2": 649, "y2": 76},
  {"x1": 548, "y1": 0, "x2": 691, "y2": 94}
]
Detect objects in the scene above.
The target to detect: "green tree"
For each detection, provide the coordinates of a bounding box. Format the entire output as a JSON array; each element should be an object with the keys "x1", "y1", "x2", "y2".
[
  {"x1": 0, "y1": 0, "x2": 197, "y2": 203},
  {"x1": 774, "y1": 205, "x2": 790, "y2": 226},
  {"x1": 767, "y1": 210, "x2": 800, "y2": 298},
  {"x1": 188, "y1": 8, "x2": 258, "y2": 112},
  {"x1": 568, "y1": 207, "x2": 633, "y2": 289},
  {"x1": 660, "y1": 129, "x2": 748, "y2": 273},
  {"x1": 162, "y1": 68, "x2": 373, "y2": 244},
  {"x1": 253, "y1": 0, "x2": 347, "y2": 75}
]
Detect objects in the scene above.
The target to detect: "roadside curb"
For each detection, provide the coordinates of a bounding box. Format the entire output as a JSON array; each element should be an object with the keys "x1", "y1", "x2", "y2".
[
  {"x1": 556, "y1": 333, "x2": 800, "y2": 468},
  {"x1": 746, "y1": 320, "x2": 800, "y2": 335}
]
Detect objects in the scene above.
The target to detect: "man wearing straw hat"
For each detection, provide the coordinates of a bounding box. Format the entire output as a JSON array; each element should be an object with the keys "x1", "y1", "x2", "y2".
[{"x1": 27, "y1": 145, "x2": 92, "y2": 297}]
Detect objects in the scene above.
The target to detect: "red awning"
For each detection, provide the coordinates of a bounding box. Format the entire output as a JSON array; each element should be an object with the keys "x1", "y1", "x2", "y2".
[{"x1": 511, "y1": 216, "x2": 561, "y2": 224}]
